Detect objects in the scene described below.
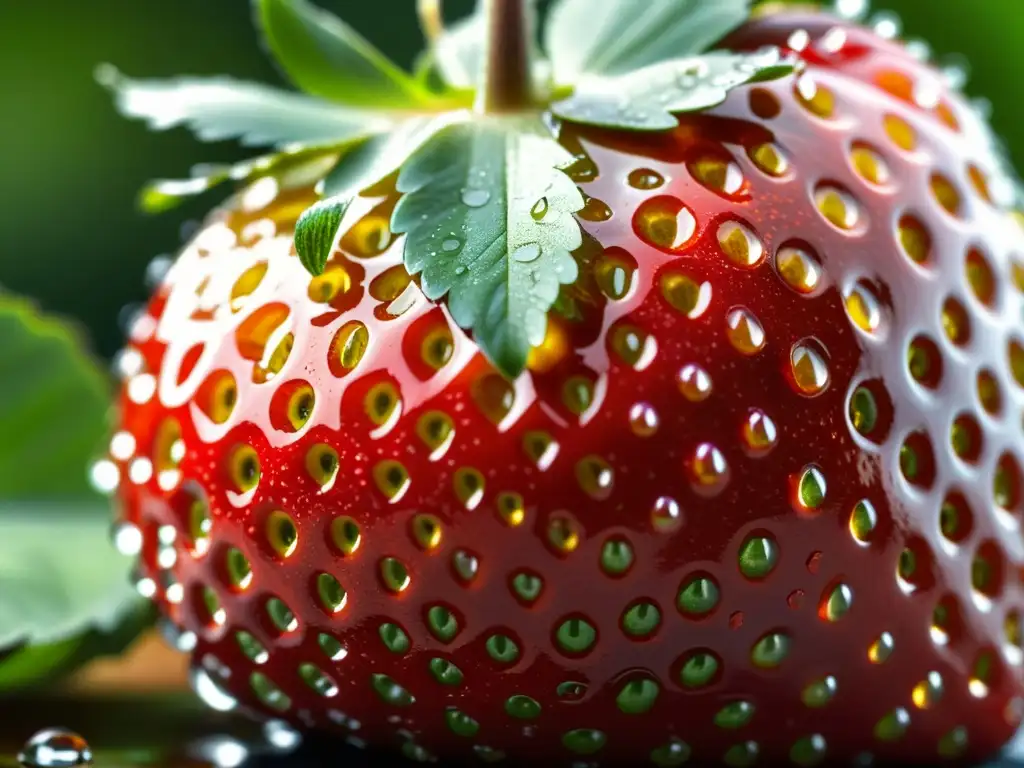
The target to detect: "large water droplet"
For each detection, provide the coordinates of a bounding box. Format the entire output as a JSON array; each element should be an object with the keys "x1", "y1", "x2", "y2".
[
  {"x1": 18, "y1": 729, "x2": 92, "y2": 767},
  {"x1": 461, "y1": 188, "x2": 491, "y2": 208},
  {"x1": 442, "y1": 238, "x2": 462, "y2": 253},
  {"x1": 530, "y1": 197, "x2": 549, "y2": 220},
  {"x1": 512, "y1": 243, "x2": 542, "y2": 263}
]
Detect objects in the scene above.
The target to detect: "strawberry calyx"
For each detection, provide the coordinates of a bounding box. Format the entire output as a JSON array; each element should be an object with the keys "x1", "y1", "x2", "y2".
[{"x1": 100, "y1": 0, "x2": 794, "y2": 379}]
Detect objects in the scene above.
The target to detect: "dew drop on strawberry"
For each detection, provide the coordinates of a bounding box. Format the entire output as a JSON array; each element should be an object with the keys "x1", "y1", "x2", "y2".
[{"x1": 106, "y1": 7, "x2": 1024, "y2": 765}]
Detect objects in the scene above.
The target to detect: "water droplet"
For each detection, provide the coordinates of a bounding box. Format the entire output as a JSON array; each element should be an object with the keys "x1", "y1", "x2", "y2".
[
  {"x1": 530, "y1": 197, "x2": 548, "y2": 220},
  {"x1": 461, "y1": 188, "x2": 490, "y2": 208},
  {"x1": 790, "y1": 341, "x2": 830, "y2": 395},
  {"x1": 689, "y1": 443, "x2": 729, "y2": 495},
  {"x1": 634, "y1": 197, "x2": 697, "y2": 252},
  {"x1": 660, "y1": 272, "x2": 711, "y2": 318},
  {"x1": 742, "y1": 410, "x2": 777, "y2": 455},
  {"x1": 718, "y1": 221, "x2": 763, "y2": 267},
  {"x1": 512, "y1": 243, "x2": 542, "y2": 263},
  {"x1": 748, "y1": 143, "x2": 788, "y2": 177},
  {"x1": 738, "y1": 535, "x2": 778, "y2": 579},
  {"x1": 628, "y1": 168, "x2": 665, "y2": 190},
  {"x1": 726, "y1": 308, "x2": 766, "y2": 355},
  {"x1": 594, "y1": 248, "x2": 637, "y2": 300},
  {"x1": 776, "y1": 246, "x2": 822, "y2": 294},
  {"x1": 629, "y1": 402, "x2": 660, "y2": 437},
  {"x1": 814, "y1": 185, "x2": 860, "y2": 230},
  {"x1": 18, "y1": 730, "x2": 92, "y2": 768},
  {"x1": 190, "y1": 666, "x2": 239, "y2": 712},
  {"x1": 677, "y1": 363, "x2": 712, "y2": 402},
  {"x1": 849, "y1": 499, "x2": 877, "y2": 544},
  {"x1": 442, "y1": 238, "x2": 462, "y2": 253},
  {"x1": 578, "y1": 196, "x2": 613, "y2": 221},
  {"x1": 688, "y1": 154, "x2": 745, "y2": 196}
]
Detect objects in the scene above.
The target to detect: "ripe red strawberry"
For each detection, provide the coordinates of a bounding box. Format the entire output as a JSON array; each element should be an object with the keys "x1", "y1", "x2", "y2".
[{"x1": 106, "y1": 1, "x2": 1024, "y2": 765}]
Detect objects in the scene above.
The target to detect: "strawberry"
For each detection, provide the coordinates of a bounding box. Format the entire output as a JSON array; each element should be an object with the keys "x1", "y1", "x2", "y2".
[{"x1": 103, "y1": 0, "x2": 1024, "y2": 764}]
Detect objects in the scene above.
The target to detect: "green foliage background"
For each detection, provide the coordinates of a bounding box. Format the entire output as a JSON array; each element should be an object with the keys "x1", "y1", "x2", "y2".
[{"x1": 0, "y1": 0, "x2": 1021, "y2": 359}]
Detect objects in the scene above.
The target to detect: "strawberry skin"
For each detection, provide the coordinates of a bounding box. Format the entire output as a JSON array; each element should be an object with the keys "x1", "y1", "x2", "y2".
[{"x1": 113, "y1": 9, "x2": 1024, "y2": 765}]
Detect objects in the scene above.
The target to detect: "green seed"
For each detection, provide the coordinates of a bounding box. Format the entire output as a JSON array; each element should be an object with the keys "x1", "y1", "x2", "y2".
[
  {"x1": 677, "y1": 576, "x2": 719, "y2": 616},
  {"x1": 486, "y1": 633, "x2": 521, "y2": 664},
  {"x1": 622, "y1": 602, "x2": 661, "y2": 637},
  {"x1": 650, "y1": 738, "x2": 691, "y2": 767},
  {"x1": 874, "y1": 708, "x2": 910, "y2": 741},
  {"x1": 600, "y1": 538, "x2": 634, "y2": 575},
  {"x1": 790, "y1": 734, "x2": 827, "y2": 767},
  {"x1": 680, "y1": 651, "x2": 719, "y2": 688},
  {"x1": 715, "y1": 701, "x2": 755, "y2": 730},
  {"x1": 616, "y1": 678, "x2": 660, "y2": 714},
  {"x1": 801, "y1": 676, "x2": 836, "y2": 708},
  {"x1": 849, "y1": 499, "x2": 876, "y2": 543},
  {"x1": 429, "y1": 657, "x2": 463, "y2": 686},
  {"x1": 426, "y1": 605, "x2": 459, "y2": 642},
  {"x1": 371, "y1": 673, "x2": 415, "y2": 707},
  {"x1": 562, "y1": 729, "x2": 606, "y2": 755},
  {"x1": 379, "y1": 622, "x2": 409, "y2": 654},
  {"x1": 798, "y1": 466, "x2": 827, "y2": 509},
  {"x1": 556, "y1": 617, "x2": 597, "y2": 655},
  {"x1": 505, "y1": 695, "x2": 541, "y2": 719},
  {"x1": 849, "y1": 386, "x2": 878, "y2": 436},
  {"x1": 738, "y1": 535, "x2": 778, "y2": 579},
  {"x1": 750, "y1": 631, "x2": 789, "y2": 668},
  {"x1": 511, "y1": 571, "x2": 543, "y2": 603},
  {"x1": 445, "y1": 707, "x2": 479, "y2": 737}
]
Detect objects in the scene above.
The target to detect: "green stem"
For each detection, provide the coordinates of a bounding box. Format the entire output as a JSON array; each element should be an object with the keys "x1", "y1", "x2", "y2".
[{"x1": 475, "y1": 0, "x2": 535, "y2": 113}]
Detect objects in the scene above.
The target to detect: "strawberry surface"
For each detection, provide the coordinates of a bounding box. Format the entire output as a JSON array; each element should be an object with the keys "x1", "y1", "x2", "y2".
[{"x1": 112, "y1": 10, "x2": 1024, "y2": 766}]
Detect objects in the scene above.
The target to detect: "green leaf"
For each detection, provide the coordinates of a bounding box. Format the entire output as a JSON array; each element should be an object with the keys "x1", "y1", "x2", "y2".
[
  {"x1": 0, "y1": 298, "x2": 109, "y2": 497},
  {"x1": 0, "y1": 505, "x2": 142, "y2": 650},
  {"x1": 97, "y1": 65, "x2": 393, "y2": 149},
  {"x1": 427, "y1": 3, "x2": 485, "y2": 90},
  {"x1": 254, "y1": 0, "x2": 434, "y2": 108},
  {"x1": 391, "y1": 119, "x2": 584, "y2": 378},
  {"x1": 544, "y1": 0, "x2": 753, "y2": 82},
  {"x1": 294, "y1": 113, "x2": 468, "y2": 274},
  {"x1": 295, "y1": 195, "x2": 352, "y2": 276},
  {"x1": 0, "y1": 298, "x2": 149, "y2": 692},
  {"x1": 551, "y1": 49, "x2": 794, "y2": 131},
  {"x1": 137, "y1": 143, "x2": 346, "y2": 214}
]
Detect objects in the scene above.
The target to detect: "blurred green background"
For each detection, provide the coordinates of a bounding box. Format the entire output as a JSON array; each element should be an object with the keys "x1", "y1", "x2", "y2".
[{"x1": 1, "y1": 0, "x2": 1022, "y2": 360}]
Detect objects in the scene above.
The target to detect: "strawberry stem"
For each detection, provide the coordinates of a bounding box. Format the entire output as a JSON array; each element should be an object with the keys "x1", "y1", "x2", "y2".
[{"x1": 476, "y1": 0, "x2": 535, "y2": 113}]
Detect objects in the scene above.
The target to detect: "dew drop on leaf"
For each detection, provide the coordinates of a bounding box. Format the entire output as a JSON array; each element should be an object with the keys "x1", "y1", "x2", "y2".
[
  {"x1": 513, "y1": 243, "x2": 542, "y2": 263},
  {"x1": 442, "y1": 238, "x2": 462, "y2": 253},
  {"x1": 461, "y1": 188, "x2": 491, "y2": 208},
  {"x1": 18, "y1": 729, "x2": 93, "y2": 768},
  {"x1": 531, "y1": 197, "x2": 549, "y2": 221}
]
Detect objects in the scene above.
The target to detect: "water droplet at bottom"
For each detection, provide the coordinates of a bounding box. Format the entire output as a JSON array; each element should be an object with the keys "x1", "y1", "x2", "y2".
[{"x1": 19, "y1": 729, "x2": 92, "y2": 767}]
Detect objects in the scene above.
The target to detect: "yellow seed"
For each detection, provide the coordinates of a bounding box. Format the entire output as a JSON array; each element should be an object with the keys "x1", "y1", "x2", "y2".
[
  {"x1": 153, "y1": 418, "x2": 183, "y2": 472},
  {"x1": 815, "y1": 187, "x2": 858, "y2": 230},
  {"x1": 369, "y1": 265, "x2": 412, "y2": 301},
  {"x1": 634, "y1": 198, "x2": 697, "y2": 251},
  {"x1": 329, "y1": 516, "x2": 361, "y2": 556},
  {"x1": 850, "y1": 145, "x2": 890, "y2": 185},
  {"x1": 718, "y1": 222, "x2": 763, "y2": 267},
  {"x1": 229, "y1": 445, "x2": 261, "y2": 493},
  {"x1": 473, "y1": 373, "x2": 515, "y2": 424},
  {"x1": 305, "y1": 443, "x2": 339, "y2": 489},
  {"x1": 253, "y1": 332, "x2": 294, "y2": 384},
  {"x1": 868, "y1": 632, "x2": 894, "y2": 664},
  {"x1": 689, "y1": 156, "x2": 744, "y2": 195},
  {"x1": 454, "y1": 467, "x2": 486, "y2": 510},
  {"x1": 562, "y1": 376, "x2": 595, "y2": 417},
  {"x1": 307, "y1": 266, "x2": 351, "y2": 303},
  {"x1": 523, "y1": 430, "x2": 559, "y2": 469},
  {"x1": 547, "y1": 513, "x2": 580, "y2": 554},
  {"x1": 332, "y1": 322, "x2": 369, "y2": 373},
  {"x1": 912, "y1": 672, "x2": 943, "y2": 709},
  {"x1": 231, "y1": 262, "x2": 268, "y2": 312},
  {"x1": 420, "y1": 325, "x2": 454, "y2": 371},
  {"x1": 266, "y1": 510, "x2": 298, "y2": 558},
  {"x1": 610, "y1": 324, "x2": 656, "y2": 369},
  {"x1": 365, "y1": 382, "x2": 400, "y2": 427},
  {"x1": 748, "y1": 143, "x2": 788, "y2": 177},
  {"x1": 845, "y1": 282, "x2": 882, "y2": 334},
  {"x1": 968, "y1": 164, "x2": 992, "y2": 204},
  {"x1": 884, "y1": 114, "x2": 916, "y2": 151},
  {"x1": 373, "y1": 460, "x2": 410, "y2": 502},
  {"x1": 690, "y1": 443, "x2": 728, "y2": 488},
  {"x1": 416, "y1": 411, "x2": 455, "y2": 458},
  {"x1": 930, "y1": 174, "x2": 961, "y2": 216},
  {"x1": 776, "y1": 247, "x2": 821, "y2": 294},
  {"x1": 496, "y1": 492, "x2": 526, "y2": 527},
  {"x1": 286, "y1": 385, "x2": 315, "y2": 431},
  {"x1": 898, "y1": 219, "x2": 929, "y2": 264},
  {"x1": 795, "y1": 75, "x2": 834, "y2": 117},
  {"x1": 343, "y1": 214, "x2": 393, "y2": 258},
  {"x1": 575, "y1": 455, "x2": 614, "y2": 500},
  {"x1": 410, "y1": 513, "x2": 443, "y2": 550},
  {"x1": 660, "y1": 272, "x2": 710, "y2": 318},
  {"x1": 205, "y1": 372, "x2": 237, "y2": 424}
]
